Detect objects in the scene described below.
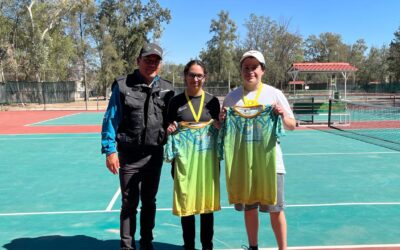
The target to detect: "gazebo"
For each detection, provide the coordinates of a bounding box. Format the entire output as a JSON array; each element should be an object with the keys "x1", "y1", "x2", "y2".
[
  {"x1": 287, "y1": 62, "x2": 358, "y2": 99},
  {"x1": 288, "y1": 81, "x2": 305, "y2": 95}
]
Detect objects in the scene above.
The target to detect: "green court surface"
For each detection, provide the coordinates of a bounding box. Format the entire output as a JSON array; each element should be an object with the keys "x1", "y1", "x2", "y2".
[
  {"x1": 30, "y1": 112, "x2": 104, "y2": 126},
  {"x1": 0, "y1": 114, "x2": 400, "y2": 249}
]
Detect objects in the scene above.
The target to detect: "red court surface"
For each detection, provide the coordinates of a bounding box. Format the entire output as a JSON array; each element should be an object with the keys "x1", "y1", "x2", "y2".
[
  {"x1": 0, "y1": 110, "x2": 312, "y2": 135},
  {"x1": 0, "y1": 111, "x2": 101, "y2": 134}
]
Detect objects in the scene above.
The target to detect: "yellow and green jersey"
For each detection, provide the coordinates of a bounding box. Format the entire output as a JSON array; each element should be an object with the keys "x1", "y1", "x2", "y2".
[
  {"x1": 219, "y1": 105, "x2": 284, "y2": 205},
  {"x1": 165, "y1": 120, "x2": 220, "y2": 216}
]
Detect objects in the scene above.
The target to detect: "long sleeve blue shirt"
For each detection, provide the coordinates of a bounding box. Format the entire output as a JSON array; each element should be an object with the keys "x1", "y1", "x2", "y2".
[{"x1": 101, "y1": 84, "x2": 123, "y2": 155}]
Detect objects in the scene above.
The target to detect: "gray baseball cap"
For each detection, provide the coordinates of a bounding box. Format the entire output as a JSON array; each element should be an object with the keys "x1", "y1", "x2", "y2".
[{"x1": 140, "y1": 43, "x2": 163, "y2": 59}]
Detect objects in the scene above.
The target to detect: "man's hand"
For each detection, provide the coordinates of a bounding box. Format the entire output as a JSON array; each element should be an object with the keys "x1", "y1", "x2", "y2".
[
  {"x1": 272, "y1": 103, "x2": 296, "y2": 130},
  {"x1": 106, "y1": 152, "x2": 120, "y2": 175},
  {"x1": 272, "y1": 103, "x2": 285, "y2": 117}
]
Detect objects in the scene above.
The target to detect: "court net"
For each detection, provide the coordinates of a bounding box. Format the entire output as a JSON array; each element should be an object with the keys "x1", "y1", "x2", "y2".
[{"x1": 328, "y1": 99, "x2": 400, "y2": 151}]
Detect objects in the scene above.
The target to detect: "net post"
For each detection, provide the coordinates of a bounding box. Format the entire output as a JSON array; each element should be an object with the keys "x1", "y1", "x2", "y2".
[
  {"x1": 328, "y1": 98, "x2": 332, "y2": 127},
  {"x1": 311, "y1": 97, "x2": 315, "y2": 124}
]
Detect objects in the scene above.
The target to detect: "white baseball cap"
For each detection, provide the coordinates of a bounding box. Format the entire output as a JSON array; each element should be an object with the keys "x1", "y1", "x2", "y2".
[{"x1": 240, "y1": 50, "x2": 265, "y2": 65}]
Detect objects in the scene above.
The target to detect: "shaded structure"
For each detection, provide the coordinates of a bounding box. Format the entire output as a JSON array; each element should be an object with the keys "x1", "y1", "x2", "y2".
[{"x1": 287, "y1": 62, "x2": 358, "y2": 99}]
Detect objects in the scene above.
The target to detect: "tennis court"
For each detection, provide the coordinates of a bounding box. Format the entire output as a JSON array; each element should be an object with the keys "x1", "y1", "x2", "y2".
[{"x1": 0, "y1": 111, "x2": 399, "y2": 250}]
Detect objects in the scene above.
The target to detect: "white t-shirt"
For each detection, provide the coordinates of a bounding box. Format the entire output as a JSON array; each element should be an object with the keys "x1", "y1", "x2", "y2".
[{"x1": 223, "y1": 83, "x2": 294, "y2": 174}]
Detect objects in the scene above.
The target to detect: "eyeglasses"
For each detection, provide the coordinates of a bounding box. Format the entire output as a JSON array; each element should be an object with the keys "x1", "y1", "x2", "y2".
[{"x1": 187, "y1": 73, "x2": 205, "y2": 80}]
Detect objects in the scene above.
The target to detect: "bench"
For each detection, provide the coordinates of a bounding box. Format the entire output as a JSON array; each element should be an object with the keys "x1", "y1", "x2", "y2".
[{"x1": 292, "y1": 99, "x2": 350, "y2": 126}]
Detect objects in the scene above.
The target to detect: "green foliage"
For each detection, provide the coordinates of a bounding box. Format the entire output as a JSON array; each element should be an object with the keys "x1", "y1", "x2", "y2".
[
  {"x1": 358, "y1": 46, "x2": 389, "y2": 84},
  {"x1": 0, "y1": 2, "x2": 397, "y2": 94},
  {"x1": 200, "y1": 11, "x2": 237, "y2": 84},
  {"x1": 0, "y1": 0, "x2": 171, "y2": 96},
  {"x1": 94, "y1": 0, "x2": 171, "y2": 95},
  {"x1": 388, "y1": 27, "x2": 400, "y2": 82},
  {"x1": 240, "y1": 15, "x2": 303, "y2": 88},
  {"x1": 304, "y1": 32, "x2": 348, "y2": 62}
]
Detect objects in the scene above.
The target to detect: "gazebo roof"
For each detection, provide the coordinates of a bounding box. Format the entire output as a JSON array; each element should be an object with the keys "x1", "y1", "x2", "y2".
[{"x1": 288, "y1": 62, "x2": 358, "y2": 73}]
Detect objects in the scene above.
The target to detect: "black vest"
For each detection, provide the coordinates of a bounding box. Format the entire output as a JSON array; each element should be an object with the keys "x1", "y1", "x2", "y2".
[{"x1": 115, "y1": 70, "x2": 174, "y2": 151}]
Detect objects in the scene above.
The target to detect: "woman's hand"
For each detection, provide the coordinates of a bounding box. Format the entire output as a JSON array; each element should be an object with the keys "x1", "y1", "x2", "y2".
[
  {"x1": 167, "y1": 121, "x2": 178, "y2": 135},
  {"x1": 218, "y1": 107, "x2": 227, "y2": 122},
  {"x1": 213, "y1": 120, "x2": 221, "y2": 129}
]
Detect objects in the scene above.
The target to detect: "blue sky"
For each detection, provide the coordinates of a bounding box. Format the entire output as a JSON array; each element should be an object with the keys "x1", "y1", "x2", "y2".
[{"x1": 156, "y1": 0, "x2": 400, "y2": 65}]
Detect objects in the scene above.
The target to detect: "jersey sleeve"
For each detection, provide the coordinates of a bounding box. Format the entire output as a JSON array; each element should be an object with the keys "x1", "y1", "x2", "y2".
[
  {"x1": 164, "y1": 133, "x2": 177, "y2": 162},
  {"x1": 217, "y1": 109, "x2": 229, "y2": 160}
]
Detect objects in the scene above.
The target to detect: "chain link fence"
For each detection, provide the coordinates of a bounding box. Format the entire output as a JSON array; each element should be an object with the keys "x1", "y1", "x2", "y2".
[{"x1": 1, "y1": 81, "x2": 399, "y2": 111}]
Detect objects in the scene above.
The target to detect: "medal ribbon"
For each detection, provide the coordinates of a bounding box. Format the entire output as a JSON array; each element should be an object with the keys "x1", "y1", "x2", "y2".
[
  {"x1": 185, "y1": 90, "x2": 205, "y2": 122},
  {"x1": 243, "y1": 83, "x2": 263, "y2": 106}
]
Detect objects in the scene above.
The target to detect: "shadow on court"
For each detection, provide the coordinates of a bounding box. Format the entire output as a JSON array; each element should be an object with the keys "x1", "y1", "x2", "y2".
[{"x1": 3, "y1": 235, "x2": 182, "y2": 250}]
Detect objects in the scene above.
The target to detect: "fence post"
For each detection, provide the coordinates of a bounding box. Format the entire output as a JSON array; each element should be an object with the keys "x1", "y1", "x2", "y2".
[{"x1": 42, "y1": 82, "x2": 46, "y2": 111}]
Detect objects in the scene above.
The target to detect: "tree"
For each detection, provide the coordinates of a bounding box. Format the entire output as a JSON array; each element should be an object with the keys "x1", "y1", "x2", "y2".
[
  {"x1": 243, "y1": 14, "x2": 276, "y2": 52},
  {"x1": 0, "y1": 0, "x2": 26, "y2": 81},
  {"x1": 200, "y1": 11, "x2": 237, "y2": 84},
  {"x1": 68, "y1": 0, "x2": 97, "y2": 102},
  {"x1": 359, "y1": 45, "x2": 389, "y2": 84},
  {"x1": 267, "y1": 19, "x2": 303, "y2": 88},
  {"x1": 304, "y1": 32, "x2": 347, "y2": 62},
  {"x1": 242, "y1": 15, "x2": 303, "y2": 88},
  {"x1": 388, "y1": 26, "x2": 400, "y2": 82},
  {"x1": 348, "y1": 39, "x2": 367, "y2": 67},
  {"x1": 94, "y1": 0, "x2": 171, "y2": 96},
  {"x1": 347, "y1": 39, "x2": 367, "y2": 84},
  {"x1": 25, "y1": 0, "x2": 79, "y2": 82}
]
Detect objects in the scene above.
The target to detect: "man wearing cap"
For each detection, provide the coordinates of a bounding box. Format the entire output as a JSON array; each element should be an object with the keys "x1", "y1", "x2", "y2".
[
  {"x1": 220, "y1": 50, "x2": 296, "y2": 250},
  {"x1": 101, "y1": 43, "x2": 174, "y2": 250}
]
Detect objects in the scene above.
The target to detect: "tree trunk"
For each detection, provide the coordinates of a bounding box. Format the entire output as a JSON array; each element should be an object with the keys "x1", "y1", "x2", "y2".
[{"x1": 0, "y1": 62, "x2": 4, "y2": 82}]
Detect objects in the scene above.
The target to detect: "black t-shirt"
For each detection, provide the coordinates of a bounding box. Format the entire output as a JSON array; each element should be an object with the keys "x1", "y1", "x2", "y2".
[{"x1": 166, "y1": 92, "x2": 220, "y2": 123}]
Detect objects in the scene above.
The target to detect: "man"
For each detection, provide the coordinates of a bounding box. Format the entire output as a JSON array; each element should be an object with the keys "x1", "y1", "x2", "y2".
[
  {"x1": 221, "y1": 50, "x2": 295, "y2": 250},
  {"x1": 101, "y1": 43, "x2": 174, "y2": 250}
]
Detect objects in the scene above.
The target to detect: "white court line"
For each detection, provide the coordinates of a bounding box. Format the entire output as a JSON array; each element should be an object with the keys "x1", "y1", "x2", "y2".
[
  {"x1": 1, "y1": 202, "x2": 400, "y2": 217},
  {"x1": 284, "y1": 151, "x2": 400, "y2": 156},
  {"x1": 27, "y1": 112, "x2": 83, "y2": 126},
  {"x1": 106, "y1": 187, "x2": 121, "y2": 211},
  {"x1": 286, "y1": 202, "x2": 400, "y2": 207},
  {"x1": 0, "y1": 210, "x2": 118, "y2": 216},
  {"x1": 285, "y1": 244, "x2": 400, "y2": 249},
  {"x1": 0, "y1": 136, "x2": 98, "y2": 140},
  {"x1": 222, "y1": 244, "x2": 400, "y2": 250}
]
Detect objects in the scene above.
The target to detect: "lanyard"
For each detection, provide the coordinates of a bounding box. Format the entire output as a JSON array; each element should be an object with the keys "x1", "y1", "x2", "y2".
[
  {"x1": 243, "y1": 83, "x2": 263, "y2": 106},
  {"x1": 184, "y1": 90, "x2": 205, "y2": 122}
]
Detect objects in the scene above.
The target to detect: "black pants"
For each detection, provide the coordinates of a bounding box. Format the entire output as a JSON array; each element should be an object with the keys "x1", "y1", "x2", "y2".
[
  {"x1": 118, "y1": 147, "x2": 163, "y2": 250},
  {"x1": 181, "y1": 213, "x2": 214, "y2": 250}
]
